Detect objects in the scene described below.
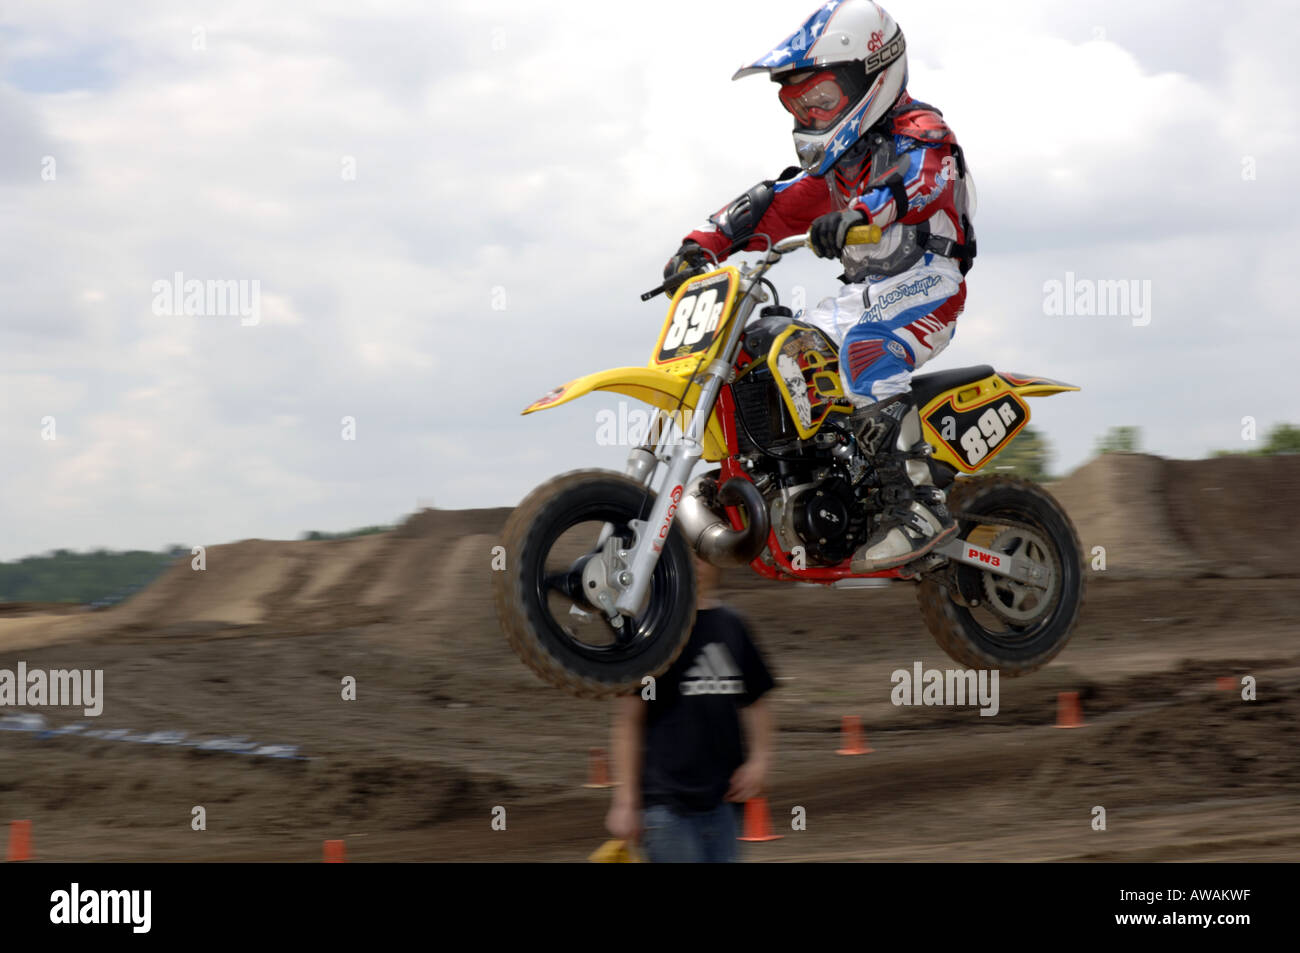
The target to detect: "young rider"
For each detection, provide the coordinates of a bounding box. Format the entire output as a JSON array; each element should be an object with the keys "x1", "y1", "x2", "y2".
[{"x1": 665, "y1": 0, "x2": 976, "y2": 572}]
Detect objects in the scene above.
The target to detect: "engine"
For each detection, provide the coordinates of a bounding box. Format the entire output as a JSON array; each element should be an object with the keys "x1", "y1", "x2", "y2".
[
  {"x1": 778, "y1": 476, "x2": 869, "y2": 565},
  {"x1": 731, "y1": 308, "x2": 879, "y2": 565}
]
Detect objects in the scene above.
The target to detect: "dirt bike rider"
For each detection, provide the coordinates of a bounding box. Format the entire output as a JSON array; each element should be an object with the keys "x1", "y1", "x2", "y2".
[{"x1": 665, "y1": 0, "x2": 976, "y2": 573}]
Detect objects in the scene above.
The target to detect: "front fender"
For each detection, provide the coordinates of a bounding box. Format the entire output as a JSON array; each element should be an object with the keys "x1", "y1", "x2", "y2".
[{"x1": 522, "y1": 366, "x2": 731, "y2": 462}]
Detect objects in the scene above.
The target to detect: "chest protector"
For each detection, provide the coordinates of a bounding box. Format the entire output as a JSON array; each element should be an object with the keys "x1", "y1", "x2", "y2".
[{"x1": 831, "y1": 99, "x2": 976, "y2": 283}]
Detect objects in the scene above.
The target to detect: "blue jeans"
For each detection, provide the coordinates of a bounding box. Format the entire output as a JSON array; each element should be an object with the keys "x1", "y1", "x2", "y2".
[{"x1": 641, "y1": 802, "x2": 740, "y2": 863}]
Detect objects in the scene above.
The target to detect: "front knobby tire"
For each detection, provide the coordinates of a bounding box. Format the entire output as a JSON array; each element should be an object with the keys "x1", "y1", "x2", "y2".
[
  {"x1": 493, "y1": 469, "x2": 697, "y2": 699},
  {"x1": 919, "y1": 474, "x2": 1085, "y2": 675}
]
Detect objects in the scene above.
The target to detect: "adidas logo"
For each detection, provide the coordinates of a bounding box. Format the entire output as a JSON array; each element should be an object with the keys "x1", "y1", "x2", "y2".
[{"x1": 680, "y1": 643, "x2": 746, "y2": 696}]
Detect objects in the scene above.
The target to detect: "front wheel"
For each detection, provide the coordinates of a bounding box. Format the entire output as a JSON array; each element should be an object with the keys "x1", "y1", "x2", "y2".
[
  {"x1": 919, "y1": 474, "x2": 1085, "y2": 675},
  {"x1": 493, "y1": 469, "x2": 697, "y2": 698}
]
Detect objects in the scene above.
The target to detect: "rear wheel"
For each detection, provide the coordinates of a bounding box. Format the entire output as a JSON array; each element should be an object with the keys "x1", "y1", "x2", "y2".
[
  {"x1": 919, "y1": 474, "x2": 1085, "y2": 675},
  {"x1": 493, "y1": 469, "x2": 696, "y2": 698}
]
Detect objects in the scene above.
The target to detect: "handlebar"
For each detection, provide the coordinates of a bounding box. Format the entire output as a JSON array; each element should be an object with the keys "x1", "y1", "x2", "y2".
[
  {"x1": 771, "y1": 223, "x2": 882, "y2": 254},
  {"x1": 641, "y1": 224, "x2": 882, "y2": 300}
]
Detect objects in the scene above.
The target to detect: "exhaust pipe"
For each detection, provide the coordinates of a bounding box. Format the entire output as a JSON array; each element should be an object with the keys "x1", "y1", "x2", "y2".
[{"x1": 677, "y1": 473, "x2": 770, "y2": 567}]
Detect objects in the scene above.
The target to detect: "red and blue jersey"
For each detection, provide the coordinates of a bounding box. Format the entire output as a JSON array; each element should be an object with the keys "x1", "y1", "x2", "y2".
[{"x1": 683, "y1": 93, "x2": 971, "y2": 280}]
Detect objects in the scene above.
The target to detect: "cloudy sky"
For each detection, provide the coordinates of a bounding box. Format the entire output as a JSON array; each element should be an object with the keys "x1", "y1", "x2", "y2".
[{"x1": 1, "y1": 0, "x2": 1297, "y2": 560}]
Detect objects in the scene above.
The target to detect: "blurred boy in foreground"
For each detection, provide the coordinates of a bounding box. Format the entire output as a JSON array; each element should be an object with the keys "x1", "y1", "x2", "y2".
[{"x1": 605, "y1": 557, "x2": 775, "y2": 862}]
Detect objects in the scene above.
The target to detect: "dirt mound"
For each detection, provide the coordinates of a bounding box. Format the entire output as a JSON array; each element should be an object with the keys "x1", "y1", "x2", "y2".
[
  {"x1": 0, "y1": 508, "x2": 511, "y2": 651},
  {"x1": 1048, "y1": 453, "x2": 1300, "y2": 578},
  {"x1": 1028, "y1": 676, "x2": 1300, "y2": 806},
  {"x1": 1163, "y1": 455, "x2": 1300, "y2": 576},
  {"x1": 0, "y1": 602, "x2": 85, "y2": 617},
  {"x1": 3, "y1": 456, "x2": 1296, "y2": 653},
  {"x1": 132, "y1": 508, "x2": 513, "y2": 638},
  {"x1": 112, "y1": 539, "x2": 303, "y2": 629}
]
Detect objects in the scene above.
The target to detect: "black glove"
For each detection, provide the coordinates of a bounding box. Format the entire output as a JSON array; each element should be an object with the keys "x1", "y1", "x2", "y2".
[
  {"x1": 809, "y1": 208, "x2": 867, "y2": 260},
  {"x1": 663, "y1": 241, "x2": 708, "y2": 280}
]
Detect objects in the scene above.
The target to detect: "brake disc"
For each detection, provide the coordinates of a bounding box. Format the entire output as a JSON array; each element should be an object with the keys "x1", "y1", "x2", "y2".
[{"x1": 980, "y1": 526, "x2": 1060, "y2": 624}]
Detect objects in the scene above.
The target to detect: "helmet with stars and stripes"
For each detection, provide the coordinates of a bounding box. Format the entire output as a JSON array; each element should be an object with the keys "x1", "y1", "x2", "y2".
[{"x1": 733, "y1": 0, "x2": 908, "y2": 176}]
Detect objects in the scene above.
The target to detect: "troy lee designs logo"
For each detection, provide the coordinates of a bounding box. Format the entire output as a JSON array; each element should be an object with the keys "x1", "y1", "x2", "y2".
[
  {"x1": 967, "y1": 547, "x2": 1001, "y2": 568},
  {"x1": 652, "y1": 485, "x2": 684, "y2": 553},
  {"x1": 862, "y1": 274, "x2": 944, "y2": 322}
]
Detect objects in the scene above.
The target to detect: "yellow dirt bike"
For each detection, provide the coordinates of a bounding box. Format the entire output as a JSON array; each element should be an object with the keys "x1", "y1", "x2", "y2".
[{"x1": 495, "y1": 226, "x2": 1084, "y2": 698}]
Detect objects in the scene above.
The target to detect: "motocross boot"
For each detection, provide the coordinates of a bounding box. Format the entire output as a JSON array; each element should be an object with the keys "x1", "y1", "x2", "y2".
[{"x1": 849, "y1": 394, "x2": 957, "y2": 573}]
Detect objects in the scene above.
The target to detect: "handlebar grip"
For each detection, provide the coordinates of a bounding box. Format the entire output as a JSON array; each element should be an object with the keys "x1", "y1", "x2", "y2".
[
  {"x1": 641, "y1": 267, "x2": 697, "y2": 302},
  {"x1": 844, "y1": 224, "x2": 882, "y2": 245}
]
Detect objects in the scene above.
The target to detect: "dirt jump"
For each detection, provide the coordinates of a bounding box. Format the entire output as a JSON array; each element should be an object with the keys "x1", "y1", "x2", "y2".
[{"x1": 1, "y1": 453, "x2": 1296, "y2": 861}]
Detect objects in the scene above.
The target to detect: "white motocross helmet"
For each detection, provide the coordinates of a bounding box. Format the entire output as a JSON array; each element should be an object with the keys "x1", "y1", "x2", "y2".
[{"x1": 734, "y1": 0, "x2": 908, "y2": 176}]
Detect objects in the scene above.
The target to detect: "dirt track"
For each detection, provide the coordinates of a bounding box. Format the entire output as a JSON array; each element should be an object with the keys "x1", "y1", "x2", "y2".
[{"x1": 1, "y1": 455, "x2": 1297, "y2": 862}]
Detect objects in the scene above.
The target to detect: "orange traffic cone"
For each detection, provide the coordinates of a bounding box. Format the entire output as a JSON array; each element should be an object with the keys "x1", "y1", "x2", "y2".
[
  {"x1": 836, "y1": 715, "x2": 873, "y2": 755},
  {"x1": 583, "y1": 747, "x2": 615, "y2": 789},
  {"x1": 323, "y1": 839, "x2": 346, "y2": 863},
  {"x1": 737, "y1": 798, "x2": 783, "y2": 842},
  {"x1": 6, "y1": 820, "x2": 32, "y2": 862},
  {"x1": 1055, "y1": 691, "x2": 1084, "y2": 729}
]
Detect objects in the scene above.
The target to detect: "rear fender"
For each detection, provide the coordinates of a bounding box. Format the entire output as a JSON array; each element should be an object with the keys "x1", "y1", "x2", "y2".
[{"x1": 920, "y1": 371, "x2": 1079, "y2": 473}]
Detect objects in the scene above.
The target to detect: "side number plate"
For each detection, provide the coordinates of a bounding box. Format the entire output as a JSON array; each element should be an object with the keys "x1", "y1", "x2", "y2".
[{"x1": 926, "y1": 394, "x2": 1028, "y2": 469}]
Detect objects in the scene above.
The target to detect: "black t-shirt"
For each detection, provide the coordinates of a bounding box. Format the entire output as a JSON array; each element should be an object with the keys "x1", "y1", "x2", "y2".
[{"x1": 639, "y1": 606, "x2": 776, "y2": 814}]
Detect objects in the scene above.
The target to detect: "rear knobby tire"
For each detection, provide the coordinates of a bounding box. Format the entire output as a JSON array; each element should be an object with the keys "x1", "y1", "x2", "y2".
[
  {"x1": 493, "y1": 469, "x2": 696, "y2": 699},
  {"x1": 919, "y1": 474, "x2": 1085, "y2": 675}
]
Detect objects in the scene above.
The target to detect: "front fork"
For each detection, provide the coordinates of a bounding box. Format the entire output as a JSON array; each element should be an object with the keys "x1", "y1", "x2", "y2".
[
  {"x1": 608, "y1": 361, "x2": 728, "y2": 615},
  {"x1": 580, "y1": 411, "x2": 708, "y2": 627},
  {"x1": 595, "y1": 263, "x2": 769, "y2": 622}
]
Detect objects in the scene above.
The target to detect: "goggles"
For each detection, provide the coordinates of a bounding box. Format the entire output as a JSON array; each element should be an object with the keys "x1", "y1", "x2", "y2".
[{"x1": 777, "y1": 70, "x2": 853, "y2": 130}]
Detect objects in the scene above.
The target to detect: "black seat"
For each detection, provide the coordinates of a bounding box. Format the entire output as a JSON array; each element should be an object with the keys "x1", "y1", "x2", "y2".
[{"x1": 910, "y1": 365, "x2": 994, "y2": 407}]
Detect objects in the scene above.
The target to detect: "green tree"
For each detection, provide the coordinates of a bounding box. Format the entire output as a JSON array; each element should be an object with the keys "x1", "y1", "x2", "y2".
[
  {"x1": 299, "y1": 523, "x2": 392, "y2": 541},
  {"x1": 0, "y1": 548, "x2": 179, "y2": 604},
  {"x1": 1095, "y1": 425, "x2": 1141, "y2": 455},
  {"x1": 991, "y1": 424, "x2": 1053, "y2": 481},
  {"x1": 1209, "y1": 421, "x2": 1299, "y2": 458},
  {"x1": 1263, "y1": 423, "x2": 1300, "y2": 455}
]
